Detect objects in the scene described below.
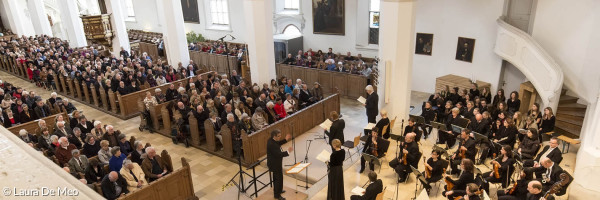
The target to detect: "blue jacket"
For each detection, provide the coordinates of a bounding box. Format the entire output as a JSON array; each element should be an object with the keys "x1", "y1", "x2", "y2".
[{"x1": 108, "y1": 153, "x2": 127, "y2": 172}]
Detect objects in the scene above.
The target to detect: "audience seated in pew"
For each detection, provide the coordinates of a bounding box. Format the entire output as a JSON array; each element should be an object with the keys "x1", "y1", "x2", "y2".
[
  {"x1": 120, "y1": 159, "x2": 147, "y2": 192},
  {"x1": 141, "y1": 147, "x2": 169, "y2": 183}
]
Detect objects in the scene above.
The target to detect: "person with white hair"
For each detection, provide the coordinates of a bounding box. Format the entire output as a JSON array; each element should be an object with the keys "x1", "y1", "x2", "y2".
[
  {"x1": 130, "y1": 141, "x2": 146, "y2": 165},
  {"x1": 141, "y1": 147, "x2": 168, "y2": 182},
  {"x1": 103, "y1": 125, "x2": 120, "y2": 147},
  {"x1": 364, "y1": 85, "x2": 379, "y2": 123},
  {"x1": 54, "y1": 120, "x2": 73, "y2": 138},
  {"x1": 48, "y1": 92, "x2": 58, "y2": 105},
  {"x1": 100, "y1": 171, "x2": 130, "y2": 199},
  {"x1": 68, "y1": 149, "x2": 89, "y2": 174},
  {"x1": 55, "y1": 136, "x2": 78, "y2": 166},
  {"x1": 120, "y1": 159, "x2": 147, "y2": 192},
  {"x1": 18, "y1": 129, "x2": 37, "y2": 146},
  {"x1": 154, "y1": 88, "x2": 166, "y2": 103}
]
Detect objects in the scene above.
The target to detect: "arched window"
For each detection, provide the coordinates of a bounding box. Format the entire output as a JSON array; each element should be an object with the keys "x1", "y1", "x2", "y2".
[
  {"x1": 284, "y1": 0, "x2": 299, "y2": 10},
  {"x1": 283, "y1": 25, "x2": 301, "y2": 36},
  {"x1": 369, "y1": 0, "x2": 380, "y2": 44},
  {"x1": 125, "y1": 0, "x2": 135, "y2": 21},
  {"x1": 209, "y1": 0, "x2": 230, "y2": 25}
]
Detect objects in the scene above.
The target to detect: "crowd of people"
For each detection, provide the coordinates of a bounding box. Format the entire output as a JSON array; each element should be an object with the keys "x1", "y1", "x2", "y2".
[
  {"x1": 2, "y1": 77, "x2": 172, "y2": 199},
  {"x1": 280, "y1": 48, "x2": 376, "y2": 79}
]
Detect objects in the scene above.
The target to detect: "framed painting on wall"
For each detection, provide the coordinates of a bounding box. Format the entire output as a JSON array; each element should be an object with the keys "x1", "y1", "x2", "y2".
[
  {"x1": 181, "y1": 0, "x2": 200, "y2": 23},
  {"x1": 455, "y1": 37, "x2": 476, "y2": 62},
  {"x1": 415, "y1": 33, "x2": 433, "y2": 56},
  {"x1": 312, "y1": 0, "x2": 345, "y2": 35}
]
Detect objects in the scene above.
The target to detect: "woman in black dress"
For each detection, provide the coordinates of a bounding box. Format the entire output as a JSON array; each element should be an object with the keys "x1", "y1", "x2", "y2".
[
  {"x1": 375, "y1": 110, "x2": 391, "y2": 139},
  {"x1": 327, "y1": 139, "x2": 345, "y2": 200},
  {"x1": 539, "y1": 107, "x2": 556, "y2": 141},
  {"x1": 482, "y1": 145, "x2": 515, "y2": 193},
  {"x1": 506, "y1": 91, "x2": 520, "y2": 115},
  {"x1": 421, "y1": 149, "x2": 447, "y2": 193}
]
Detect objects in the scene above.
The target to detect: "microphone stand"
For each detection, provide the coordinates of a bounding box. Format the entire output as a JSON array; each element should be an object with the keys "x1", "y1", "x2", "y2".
[
  {"x1": 298, "y1": 139, "x2": 312, "y2": 190},
  {"x1": 394, "y1": 119, "x2": 405, "y2": 200}
]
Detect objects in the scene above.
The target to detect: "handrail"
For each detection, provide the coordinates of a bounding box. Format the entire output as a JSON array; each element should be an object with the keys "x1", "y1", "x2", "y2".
[{"x1": 494, "y1": 17, "x2": 563, "y2": 111}]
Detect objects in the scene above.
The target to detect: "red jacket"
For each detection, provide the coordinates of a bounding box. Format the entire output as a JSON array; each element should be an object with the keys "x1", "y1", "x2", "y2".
[
  {"x1": 55, "y1": 144, "x2": 77, "y2": 167},
  {"x1": 274, "y1": 103, "x2": 287, "y2": 119}
]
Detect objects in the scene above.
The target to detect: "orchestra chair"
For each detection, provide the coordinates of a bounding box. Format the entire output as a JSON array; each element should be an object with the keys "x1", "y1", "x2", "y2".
[
  {"x1": 375, "y1": 186, "x2": 387, "y2": 200},
  {"x1": 433, "y1": 159, "x2": 450, "y2": 197},
  {"x1": 362, "y1": 153, "x2": 383, "y2": 173},
  {"x1": 379, "y1": 139, "x2": 391, "y2": 165},
  {"x1": 343, "y1": 134, "x2": 362, "y2": 162}
]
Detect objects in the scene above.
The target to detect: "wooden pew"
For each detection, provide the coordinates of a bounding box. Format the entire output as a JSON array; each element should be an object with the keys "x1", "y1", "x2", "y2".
[
  {"x1": 7, "y1": 112, "x2": 68, "y2": 137},
  {"x1": 204, "y1": 119, "x2": 217, "y2": 152},
  {"x1": 60, "y1": 75, "x2": 69, "y2": 95},
  {"x1": 220, "y1": 126, "x2": 233, "y2": 158},
  {"x1": 149, "y1": 100, "x2": 171, "y2": 133},
  {"x1": 53, "y1": 73, "x2": 62, "y2": 93},
  {"x1": 275, "y1": 64, "x2": 368, "y2": 99},
  {"x1": 67, "y1": 77, "x2": 76, "y2": 98},
  {"x1": 108, "y1": 90, "x2": 118, "y2": 113},
  {"x1": 117, "y1": 157, "x2": 197, "y2": 200},
  {"x1": 74, "y1": 79, "x2": 83, "y2": 101},
  {"x1": 159, "y1": 105, "x2": 172, "y2": 138},
  {"x1": 90, "y1": 84, "x2": 100, "y2": 107},
  {"x1": 82, "y1": 82, "x2": 91, "y2": 104},
  {"x1": 241, "y1": 94, "x2": 339, "y2": 165},
  {"x1": 189, "y1": 114, "x2": 201, "y2": 147},
  {"x1": 99, "y1": 86, "x2": 109, "y2": 110}
]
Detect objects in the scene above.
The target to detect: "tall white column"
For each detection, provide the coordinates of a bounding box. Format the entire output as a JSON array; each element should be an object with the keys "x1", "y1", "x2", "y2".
[
  {"x1": 2, "y1": 0, "x2": 28, "y2": 36},
  {"x1": 105, "y1": 0, "x2": 130, "y2": 56},
  {"x1": 27, "y1": 0, "x2": 53, "y2": 36},
  {"x1": 243, "y1": 0, "x2": 277, "y2": 85},
  {"x1": 569, "y1": 91, "x2": 600, "y2": 199},
  {"x1": 58, "y1": 0, "x2": 87, "y2": 47},
  {"x1": 159, "y1": 0, "x2": 189, "y2": 66},
  {"x1": 377, "y1": 0, "x2": 416, "y2": 129}
]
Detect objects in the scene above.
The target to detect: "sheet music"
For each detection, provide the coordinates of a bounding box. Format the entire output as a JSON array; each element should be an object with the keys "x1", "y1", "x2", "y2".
[
  {"x1": 357, "y1": 96, "x2": 367, "y2": 104},
  {"x1": 364, "y1": 123, "x2": 376, "y2": 130},
  {"x1": 287, "y1": 163, "x2": 310, "y2": 174},
  {"x1": 351, "y1": 186, "x2": 366, "y2": 195},
  {"x1": 320, "y1": 119, "x2": 333, "y2": 131},
  {"x1": 316, "y1": 149, "x2": 331, "y2": 163}
]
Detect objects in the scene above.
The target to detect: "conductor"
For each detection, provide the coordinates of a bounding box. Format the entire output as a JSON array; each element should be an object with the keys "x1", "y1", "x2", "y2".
[{"x1": 267, "y1": 129, "x2": 293, "y2": 200}]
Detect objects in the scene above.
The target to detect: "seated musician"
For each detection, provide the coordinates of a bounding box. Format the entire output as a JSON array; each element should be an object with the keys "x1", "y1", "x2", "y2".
[
  {"x1": 524, "y1": 158, "x2": 564, "y2": 192},
  {"x1": 453, "y1": 183, "x2": 482, "y2": 200},
  {"x1": 442, "y1": 158, "x2": 476, "y2": 199},
  {"x1": 350, "y1": 171, "x2": 383, "y2": 200},
  {"x1": 389, "y1": 132, "x2": 419, "y2": 182},
  {"x1": 441, "y1": 108, "x2": 461, "y2": 148},
  {"x1": 482, "y1": 145, "x2": 515, "y2": 193},
  {"x1": 522, "y1": 137, "x2": 562, "y2": 182},
  {"x1": 527, "y1": 180, "x2": 555, "y2": 200},
  {"x1": 497, "y1": 171, "x2": 530, "y2": 200},
  {"x1": 364, "y1": 110, "x2": 390, "y2": 139},
  {"x1": 420, "y1": 149, "x2": 447, "y2": 193},
  {"x1": 360, "y1": 127, "x2": 385, "y2": 173},
  {"x1": 450, "y1": 129, "x2": 477, "y2": 175},
  {"x1": 468, "y1": 114, "x2": 489, "y2": 136},
  {"x1": 403, "y1": 118, "x2": 421, "y2": 142},
  {"x1": 487, "y1": 118, "x2": 516, "y2": 157},
  {"x1": 420, "y1": 101, "x2": 436, "y2": 139},
  {"x1": 517, "y1": 128, "x2": 541, "y2": 160}
]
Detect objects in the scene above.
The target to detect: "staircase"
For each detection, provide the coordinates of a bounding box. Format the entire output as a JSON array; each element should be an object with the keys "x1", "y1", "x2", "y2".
[{"x1": 555, "y1": 89, "x2": 586, "y2": 139}]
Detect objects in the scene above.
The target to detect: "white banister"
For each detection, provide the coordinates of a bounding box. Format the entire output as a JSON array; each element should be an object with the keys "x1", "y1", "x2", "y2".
[{"x1": 494, "y1": 17, "x2": 563, "y2": 111}]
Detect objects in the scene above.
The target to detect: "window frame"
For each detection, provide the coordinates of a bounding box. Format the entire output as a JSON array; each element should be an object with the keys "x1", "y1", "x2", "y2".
[
  {"x1": 124, "y1": 0, "x2": 136, "y2": 22},
  {"x1": 203, "y1": 0, "x2": 232, "y2": 31},
  {"x1": 283, "y1": 0, "x2": 299, "y2": 10}
]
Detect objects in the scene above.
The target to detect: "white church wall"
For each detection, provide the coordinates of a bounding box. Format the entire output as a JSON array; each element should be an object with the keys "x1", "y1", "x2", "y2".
[
  {"x1": 531, "y1": 0, "x2": 600, "y2": 104},
  {"x1": 411, "y1": 0, "x2": 505, "y2": 94}
]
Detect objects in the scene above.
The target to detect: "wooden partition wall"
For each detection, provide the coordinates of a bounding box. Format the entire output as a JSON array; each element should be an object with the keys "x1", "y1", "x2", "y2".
[
  {"x1": 276, "y1": 64, "x2": 368, "y2": 99},
  {"x1": 138, "y1": 42, "x2": 163, "y2": 62},
  {"x1": 7, "y1": 112, "x2": 68, "y2": 136},
  {"x1": 188, "y1": 50, "x2": 239, "y2": 75},
  {"x1": 118, "y1": 157, "x2": 197, "y2": 200},
  {"x1": 241, "y1": 94, "x2": 340, "y2": 165}
]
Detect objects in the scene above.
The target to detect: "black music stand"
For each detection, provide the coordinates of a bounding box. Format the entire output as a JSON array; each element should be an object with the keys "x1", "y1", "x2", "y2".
[
  {"x1": 390, "y1": 134, "x2": 404, "y2": 165},
  {"x1": 409, "y1": 115, "x2": 425, "y2": 124},
  {"x1": 431, "y1": 121, "x2": 447, "y2": 132},
  {"x1": 361, "y1": 153, "x2": 381, "y2": 173},
  {"x1": 433, "y1": 144, "x2": 450, "y2": 160},
  {"x1": 410, "y1": 166, "x2": 426, "y2": 200}
]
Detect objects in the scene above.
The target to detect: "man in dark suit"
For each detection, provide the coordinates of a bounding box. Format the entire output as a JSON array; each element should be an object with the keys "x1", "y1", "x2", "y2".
[
  {"x1": 526, "y1": 158, "x2": 564, "y2": 192},
  {"x1": 54, "y1": 121, "x2": 73, "y2": 138},
  {"x1": 450, "y1": 129, "x2": 478, "y2": 174},
  {"x1": 266, "y1": 129, "x2": 293, "y2": 200},
  {"x1": 33, "y1": 99, "x2": 51, "y2": 119},
  {"x1": 524, "y1": 137, "x2": 562, "y2": 168},
  {"x1": 389, "y1": 132, "x2": 420, "y2": 182},
  {"x1": 351, "y1": 171, "x2": 383, "y2": 200},
  {"x1": 298, "y1": 84, "x2": 313, "y2": 108},
  {"x1": 364, "y1": 85, "x2": 378, "y2": 123},
  {"x1": 101, "y1": 171, "x2": 129, "y2": 200},
  {"x1": 468, "y1": 114, "x2": 489, "y2": 136},
  {"x1": 360, "y1": 127, "x2": 385, "y2": 173},
  {"x1": 325, "y1": 111, "x2": 345, "y2": 145}
]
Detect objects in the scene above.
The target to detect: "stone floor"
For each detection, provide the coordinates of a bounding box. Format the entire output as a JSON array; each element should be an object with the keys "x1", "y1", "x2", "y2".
[{"x1": 0, "y1": 71, "x2": 577, "y2": 200}]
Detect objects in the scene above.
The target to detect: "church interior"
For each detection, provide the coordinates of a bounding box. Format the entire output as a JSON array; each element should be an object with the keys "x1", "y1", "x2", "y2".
[{"x1": 0, "y1": 0, "x2": 599, "y2": 199}]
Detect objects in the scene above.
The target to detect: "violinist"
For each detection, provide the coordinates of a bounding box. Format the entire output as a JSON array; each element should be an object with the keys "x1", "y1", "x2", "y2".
[
  {"x1": 442, "y1": 159, "x2": 475, "y2": 200},
  {"x1": 389, "y1": 132, "x2": 419, "y2": 182},
  {"x1": 360, "y1": 127, "x2": 385, "y2": 173},
  {"x1": 420, "y1": 149, "x2": 447, "y2": 193},
  {"x1": 450, "y1": 129, "x2": 477, "y2": 175},
  {"x1": 526, "y1": 180, "x2": 555, "y2": 200},
  {"x1": 404, "y1": 118, "x2": 421, "y2": 142},
  {"x1": 497, "y1": 171, "x2": 530, "y2": 200},
  {"x1": 482, "y1": 145, "x2": 515, "y2": 193},
  {"x1": 454, "y1": 183, "x2": 482, "y2": 200}
]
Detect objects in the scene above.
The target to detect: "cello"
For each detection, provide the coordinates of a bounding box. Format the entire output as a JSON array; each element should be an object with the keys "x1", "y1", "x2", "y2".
[
  {"x1": 542, "y1": 173, "x2": 571, "y2": 199},
  {"x1": 444, "y1": 168, "x2": 454, "y2": 190}
]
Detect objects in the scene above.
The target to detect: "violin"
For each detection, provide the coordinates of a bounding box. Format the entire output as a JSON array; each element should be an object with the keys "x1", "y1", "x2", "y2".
[
  {"x1": 444, "y1": 168, "x2": 454, "y2": 191},
  {"x1": 371, "y1": 136, "x2": 378, "y2": 157},
  {"x1": 402, "y1": 143, "x2": 408, "y2": 165},
  {"x1": 492, "y1": 153, "x2": 501, "y2": 179},
  {"x1": 507, "y1": 172, "x2": 526, "y2": 195},
  {"x1": 424, "y1": 156, "x2": 431, "y2": 178}
]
